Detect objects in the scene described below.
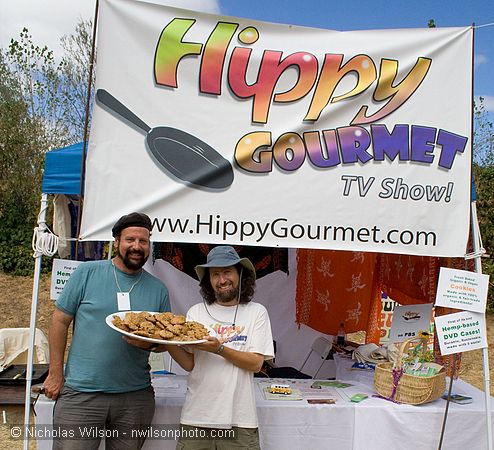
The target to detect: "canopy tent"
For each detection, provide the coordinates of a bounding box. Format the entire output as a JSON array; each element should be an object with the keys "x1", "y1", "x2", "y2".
[
  {"x1": 41, "y1": 142, "x2": 85, "y2": 195},
  {"x1": 40, "y1": 142, "x2": 104, "y2": 260},
  {"x1": 41, "y1": 142, "x2": 83, "y2": 259}
]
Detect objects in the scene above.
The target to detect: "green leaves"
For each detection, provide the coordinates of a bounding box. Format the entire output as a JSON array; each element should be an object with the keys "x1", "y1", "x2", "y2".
[
  {"x1": 473, "y1": 97, "x2": 494, "y2": 167},
  {"x1": 0, "y1": 21, "x2": 94, "y2": 274},
  {"x1": 472, "y1": 99, "x2": 494, "y2": 309},
  {"x1": 473, "y1": 165, "x2": 494, "y2": 309}
]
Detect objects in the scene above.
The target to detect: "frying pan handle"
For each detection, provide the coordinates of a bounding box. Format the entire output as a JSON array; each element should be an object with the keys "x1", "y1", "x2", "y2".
[{"x1": 96, "y1": 89, "x2": 151, "y2": 133}]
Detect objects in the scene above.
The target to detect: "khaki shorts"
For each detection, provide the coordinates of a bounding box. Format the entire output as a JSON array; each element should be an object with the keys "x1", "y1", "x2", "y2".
[{"x1": 176, "y1": 424, "x2": 260, "y2": 450}]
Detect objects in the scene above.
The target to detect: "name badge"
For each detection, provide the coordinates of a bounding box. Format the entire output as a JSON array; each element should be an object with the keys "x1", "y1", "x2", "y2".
[{"x1": 117, "y1": 292, "x2": 131, "y2": 311}]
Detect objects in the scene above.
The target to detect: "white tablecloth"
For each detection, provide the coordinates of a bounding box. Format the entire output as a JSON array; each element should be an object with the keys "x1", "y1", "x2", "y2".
[
  {"x1": 334, "y1": 353, "x2": 376, "y2": 385},
  {"x1": 34, "y1": 374, "x2": 494, "y2": 450}
]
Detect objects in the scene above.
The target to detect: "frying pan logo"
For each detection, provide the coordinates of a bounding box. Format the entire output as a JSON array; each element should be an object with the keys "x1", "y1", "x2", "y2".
[{"x1": 96, "y1": 89, "x2": 234, "y2": 190}]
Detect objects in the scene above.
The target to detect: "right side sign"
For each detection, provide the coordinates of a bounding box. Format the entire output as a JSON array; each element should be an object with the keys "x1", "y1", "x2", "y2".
[
  {"x1": 434, "y1": 310, "x2": 487, "y2": 355},
  {"x1": 434, "y1": 267, "x2": 489, "y2": 355}
]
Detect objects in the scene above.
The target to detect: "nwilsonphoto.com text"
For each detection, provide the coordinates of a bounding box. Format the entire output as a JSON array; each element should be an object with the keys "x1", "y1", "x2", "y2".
[{"x1": 10, "y1": 424, "x2": 236, "y2": 440}]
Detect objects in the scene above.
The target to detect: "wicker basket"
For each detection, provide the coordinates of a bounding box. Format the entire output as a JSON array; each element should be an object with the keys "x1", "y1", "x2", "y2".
[{"x1": 373, "y1": 337, "x2": 446, "y2": 405}]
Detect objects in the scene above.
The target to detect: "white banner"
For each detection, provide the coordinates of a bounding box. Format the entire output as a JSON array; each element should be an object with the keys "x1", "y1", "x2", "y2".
[{"x1": 81, "y1": 0, "x2": 473, "y2": 256}]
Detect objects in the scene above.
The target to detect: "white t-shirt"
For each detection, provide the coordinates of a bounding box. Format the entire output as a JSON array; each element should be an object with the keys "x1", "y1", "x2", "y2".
[{"x1": 180, "y1": 301, "x2": 274, "y2": 428}]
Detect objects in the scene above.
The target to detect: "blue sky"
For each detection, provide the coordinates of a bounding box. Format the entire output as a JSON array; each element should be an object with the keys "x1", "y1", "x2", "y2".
[
  {"x1": 1, "y1": 0, "x2": 493, "y2": 114},
  {"x1": 221, "y1": 0, "x2": 494, "y2": 115}
]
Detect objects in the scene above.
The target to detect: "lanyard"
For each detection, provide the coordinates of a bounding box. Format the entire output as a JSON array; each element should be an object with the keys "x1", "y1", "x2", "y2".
[{"x1": 112, "y1": 262, "x2": 143, "y2": 294}]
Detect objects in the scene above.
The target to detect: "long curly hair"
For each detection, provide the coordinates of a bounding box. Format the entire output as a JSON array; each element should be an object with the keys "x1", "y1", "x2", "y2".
[{"x1": 199, "y1": 264, "x2": 256, "y2": 305}]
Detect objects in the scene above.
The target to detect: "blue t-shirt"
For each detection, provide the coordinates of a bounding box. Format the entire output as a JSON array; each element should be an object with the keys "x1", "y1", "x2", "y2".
[{"x1": 56, "y1": 260, "x2": 170, "y2": 393}]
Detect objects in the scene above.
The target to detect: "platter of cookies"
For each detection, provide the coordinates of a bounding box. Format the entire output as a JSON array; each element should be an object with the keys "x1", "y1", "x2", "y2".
[{"x1": 106, "y1": 311, "x2": 212, "y2": 345}]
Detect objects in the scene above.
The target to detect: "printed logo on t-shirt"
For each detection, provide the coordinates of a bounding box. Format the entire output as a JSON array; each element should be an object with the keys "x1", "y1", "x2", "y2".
[{"x1": 210, "y1": 323, "x2": 246, "y2": 344}]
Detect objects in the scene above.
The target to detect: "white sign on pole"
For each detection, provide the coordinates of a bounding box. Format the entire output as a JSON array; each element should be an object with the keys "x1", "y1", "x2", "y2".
[
  {"x1": 389, "y1": 303, "x2": 433, "y2": 342},
  {"x1": 50, "y1": 259, "x2": 83, "y2": 300},
  {"x1": 434, "y1": 311, "x2": 487, "y2": 356},
  {"x1": 435, "y1": 267, "x2": 489, "y2": 313}
]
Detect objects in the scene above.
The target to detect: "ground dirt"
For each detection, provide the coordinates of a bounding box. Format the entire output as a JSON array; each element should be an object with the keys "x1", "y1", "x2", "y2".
[{"x1": 0, "y1": 272, "x2": 493, "y2": 449}]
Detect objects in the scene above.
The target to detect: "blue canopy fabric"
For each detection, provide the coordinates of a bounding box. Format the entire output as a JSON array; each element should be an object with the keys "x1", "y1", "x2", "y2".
[{"x1": 41, "y1": 142, "x2": 85, "y2": 195}]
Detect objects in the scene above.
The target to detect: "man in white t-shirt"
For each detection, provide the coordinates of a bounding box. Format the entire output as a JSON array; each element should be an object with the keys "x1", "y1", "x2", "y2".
[{"x1": 168, "y1": 246, "x2": 274, "y2": 450}]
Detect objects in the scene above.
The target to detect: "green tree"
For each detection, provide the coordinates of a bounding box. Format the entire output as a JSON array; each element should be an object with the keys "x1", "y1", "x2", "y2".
[
  {"x1": 472, "y1": 97, "x2": 494, "y2": 309},
  {"x1": 473, "y1": 97, "x2": 494, "y2": 166},
  {"x1": 473, "y1": 164, "x2": 494, "y2": 309},
  {"x1": 0, "y1": 21, "x2": 94, "y2": 274},
  {"x1": 7, "y1": 29, "x2": 73, "y2": 150},
  {"x1": 0, "y1": 49, "x2": 44, "y2": 273},
  {"x1": 59, "y1": 19, "x2": 95, "y2": 141},
  {"x1": 0, "y1": 49, "x2": 42, "y2": 210}
]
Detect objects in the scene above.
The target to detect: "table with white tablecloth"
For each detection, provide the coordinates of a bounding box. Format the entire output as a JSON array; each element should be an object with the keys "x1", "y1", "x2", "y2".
[
  {"x1": 34, "y1": 374, "x2": 493, "y2": 450},
  {"x1": 333, "y1": 353, "x2": 377, "y2": 385}
]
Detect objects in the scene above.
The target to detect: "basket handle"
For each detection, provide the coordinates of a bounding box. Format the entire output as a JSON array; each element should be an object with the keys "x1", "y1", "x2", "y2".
[{"x1": 395, "y1": 335, "x2": 429, "y2": 370}]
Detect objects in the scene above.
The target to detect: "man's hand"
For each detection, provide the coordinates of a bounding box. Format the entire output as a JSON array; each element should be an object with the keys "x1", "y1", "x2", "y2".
[
  {"x1": 193, "y1": 336, "x2": 223, "y2": 353},
  {"x1": 43, "y1": 371, "x2": 65, "y2": 400},
  {"x1": 193, "y1": 336, "x2": 264, "y2": 372},
  {"x1": 46, "y1": 308, "x2": 73, "y2": 400},
  {"x1": 123, "y1": 336, "x2": 159, "y2": 351}
]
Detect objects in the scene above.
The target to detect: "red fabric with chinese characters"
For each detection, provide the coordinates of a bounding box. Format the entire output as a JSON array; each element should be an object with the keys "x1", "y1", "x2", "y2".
[
  {"x1": 379, "y1": 254, "x2": 440, "y2": 305},
  {"x1": 296, "y1": 246, "x2": 471, "y2": 373},
  {"x1": 296, "y1": 249, "x2": 380, "y2": 338}
]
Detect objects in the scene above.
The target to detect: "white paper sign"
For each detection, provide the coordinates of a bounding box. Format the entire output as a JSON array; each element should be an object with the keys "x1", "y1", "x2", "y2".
[
  {"x1": 389, "y1": 303, "x2": 433, "y2": 342},
  {"x1": 50, "y1": 259, "x2": 83, "y2": 300},
  {"x1": 434, "y1": 311, "x2": 487, "y2": 355},
  {"x1": 435, "y1": 267, "x2": 489, "y2": 313}
]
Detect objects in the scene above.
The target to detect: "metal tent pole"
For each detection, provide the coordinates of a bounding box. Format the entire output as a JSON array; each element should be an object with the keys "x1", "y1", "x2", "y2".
[{"x1": 23, "y1": 193, "x2": 49, "y2": 450}]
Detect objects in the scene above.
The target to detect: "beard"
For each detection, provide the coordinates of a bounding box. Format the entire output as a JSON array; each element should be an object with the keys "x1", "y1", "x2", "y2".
[
  {"x1": 214, "y1": 285, "x2": 239, "y2": 304},
  {"x1": 118, "y1": 248, "x2": 148, "y2": 271}
]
